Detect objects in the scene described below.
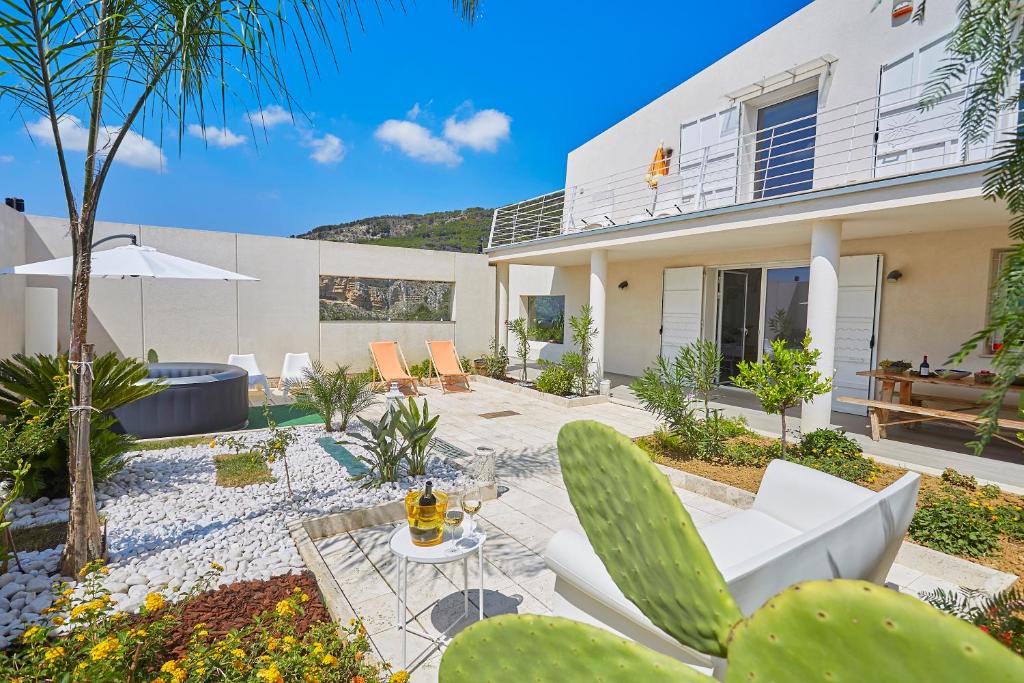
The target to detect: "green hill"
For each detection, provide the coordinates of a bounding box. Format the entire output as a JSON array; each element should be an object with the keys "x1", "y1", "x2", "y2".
[{"x1": 295, "y1": 207, "x2": 493, "y2": 253}]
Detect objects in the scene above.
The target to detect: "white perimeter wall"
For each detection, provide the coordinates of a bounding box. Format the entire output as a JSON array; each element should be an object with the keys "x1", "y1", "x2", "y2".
[
  {"x1": 0, "y1": 205, "x2": 27, "y2": 359},
  {"x1": 566, "y1": 0, "x2": 963, "y2": 188},
  {"x1": 15, "y1": 215, "x2": 494, "y2": 374},
  {"x1": 508, "y1": 226, "x2": 1011, "y2": 393}
]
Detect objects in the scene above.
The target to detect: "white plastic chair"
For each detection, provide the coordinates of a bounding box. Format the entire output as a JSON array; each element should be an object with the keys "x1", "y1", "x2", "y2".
[
  {"x1": 227, "y1": 353, "x2": 272, "y2": 397},
  {"x1": 279, "y1": 352, "x2": 313, "y2": 397}
]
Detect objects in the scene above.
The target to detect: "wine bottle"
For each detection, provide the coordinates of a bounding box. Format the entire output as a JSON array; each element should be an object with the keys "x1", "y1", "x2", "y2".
[
  {"x1": 919, "y1": 355, "x2": 930, "y2": 377},
  {"x1": 419, "y1": 480, "x2": 437, "y2": 507}
]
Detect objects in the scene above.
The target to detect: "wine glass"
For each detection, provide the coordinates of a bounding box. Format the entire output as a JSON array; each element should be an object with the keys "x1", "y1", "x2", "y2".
[{"x1": 459, "y1": 483, "x2": 483, "y2": 540}]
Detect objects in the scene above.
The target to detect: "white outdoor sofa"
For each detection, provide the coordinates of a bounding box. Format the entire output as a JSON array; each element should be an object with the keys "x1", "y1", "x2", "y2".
[{"x1": 543, "y1": 459, "x2": 921, "y2": 669}]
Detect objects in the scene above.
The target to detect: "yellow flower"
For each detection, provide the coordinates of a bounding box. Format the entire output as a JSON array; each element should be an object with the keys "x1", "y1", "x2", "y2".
[
  {"x1": 391, "y1": 671, "x2": 410, "y2": 683},
  {"x1": 43, "y1": 646, "x2": 65, "y2": 663},
  {"x1": 256, "y1": 663, "x2": 284, "y2": 683},
  {"x1": 231, "y1": 648, "x2": 246, "y2": 658},
  {"x1": 51, "y1": 616, "x2": 64, "y2": 626},
  {"x1": 321, "y1": 653, "x2": 338, "y2": 666},
  {"x1": 89, "y1": 636, "x2": 119, "y2": 661},
  {"x1": 969, "y1": 502, "x2": 980, "y2": 508},
  {"x1": 144, "y1": 592, "x2": 166, "y2": 612},
  {"x1": 210, "y1": 562, "x2": 225, "y2": 572},
  {"x1": 267, "y1": 637, "x2": 278, "y2": 652},
  {"x1": 209, "y1": 439, "x2": 218, "y2": 448},
  {"x1": 20, "y1": 626, "x2": 43, "y2": 642},
  {"x1": 274, "y1": 599, "x2": 296, "y2": 618},
  {"x1": 74, "y1": 634, "x2": 86, "y2": 642},
  {"x1": 312, "y1": 642, "x2": 324, "y2": 654},
  {"x1": 283, "y1": 635, "x2": 297, "y2": 645}
]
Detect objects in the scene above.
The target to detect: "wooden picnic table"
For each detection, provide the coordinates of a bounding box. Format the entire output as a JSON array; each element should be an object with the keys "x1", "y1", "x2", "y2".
[{"x1": 847, "y1": 369, "x2": 1024, "y2": 446}]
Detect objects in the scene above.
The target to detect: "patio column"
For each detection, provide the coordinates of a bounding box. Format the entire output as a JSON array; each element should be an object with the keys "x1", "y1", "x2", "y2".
[
  {"x1": 496, "y1": 261, "x2": 510, "y2": 349},
  {"x1": 801, "y1": 219, "x2": 842, "y2": 432},
  {"x1": 590, "y1": 249, "x2": 608, "y2": 379}
]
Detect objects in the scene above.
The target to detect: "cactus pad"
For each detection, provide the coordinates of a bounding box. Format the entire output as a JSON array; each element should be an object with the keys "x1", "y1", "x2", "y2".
[
  {"x1": 438, "y1": 614, "x2": 715, "y2": 683},
  {"x1": 557, "y1": 420, "x2": 741, "y2": 656},
  {"x1": 726, "y1": 579, "x2": 1024, "y2": 682}
]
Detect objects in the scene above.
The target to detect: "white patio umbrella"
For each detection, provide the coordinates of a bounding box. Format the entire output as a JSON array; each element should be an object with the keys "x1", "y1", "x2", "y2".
[{"x1": 1, "y1": 243, "x2": 258, "y2": 281}]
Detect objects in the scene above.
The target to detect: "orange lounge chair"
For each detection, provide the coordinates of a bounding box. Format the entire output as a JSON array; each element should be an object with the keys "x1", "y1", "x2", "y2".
[
  {"x1": 369, "y1": 341, "x2": 420, "y2": 396},
  {"x1": 427, "y1": 340, "x2": 472, "y2": 394}
]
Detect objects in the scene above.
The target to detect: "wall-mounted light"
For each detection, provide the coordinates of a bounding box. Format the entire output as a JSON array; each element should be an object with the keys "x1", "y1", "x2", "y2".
[
  {"x1": 886, "y1": 269, "x2": 903, "y2": 283},
  {"x1": 618, "y1": 281, "x2": 629, "y2": 290}
]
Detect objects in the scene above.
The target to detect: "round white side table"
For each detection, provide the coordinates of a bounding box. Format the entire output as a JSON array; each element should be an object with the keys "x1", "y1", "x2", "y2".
[{"x1": 388, "y1": 524, "x2": 486, "y2": 668}]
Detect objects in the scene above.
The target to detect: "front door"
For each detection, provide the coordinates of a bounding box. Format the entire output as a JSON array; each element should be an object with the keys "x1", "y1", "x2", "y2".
[{"x1": 717, "y1": 268, "x2": 762, "y2": 383}]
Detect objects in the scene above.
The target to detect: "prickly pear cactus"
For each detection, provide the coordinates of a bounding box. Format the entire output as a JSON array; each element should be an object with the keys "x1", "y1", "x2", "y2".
[
  {"x1": 439, "y1": 614, "x2": 715, "y2": 683},
  {"x1": 726, "y1": 580, "x2": 1024, "y2": 682},
  {"x1": 557, "y1": 420, "x2": 742, "y2": 656}
]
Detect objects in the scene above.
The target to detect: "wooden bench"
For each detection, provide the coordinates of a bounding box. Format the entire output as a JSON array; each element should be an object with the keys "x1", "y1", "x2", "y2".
[{"x1": 837, "y1": 396, "x2": 1024, "y2": 448}]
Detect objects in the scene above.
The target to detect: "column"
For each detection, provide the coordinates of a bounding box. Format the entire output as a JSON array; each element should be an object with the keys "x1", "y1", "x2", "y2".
[
  {"x1": 589, "y1": 249, "x2": 608, "y2": 380},
  {"x1": 801, "y1": 220, "x2": 842, "y2": 432},
  {"x1": 496, "y1": 262, "x2": 509, "y2": 349}
]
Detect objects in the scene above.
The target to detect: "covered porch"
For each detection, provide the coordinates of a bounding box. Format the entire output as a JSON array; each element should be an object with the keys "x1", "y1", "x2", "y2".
[{"x1": 491, "y1": 172, "x2": 1021, "y2": 485}]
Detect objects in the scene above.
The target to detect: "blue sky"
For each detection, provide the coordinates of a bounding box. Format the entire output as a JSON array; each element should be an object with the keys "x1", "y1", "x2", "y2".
[{"x1": 0, "y1": 0, "x2": 812, "y2": 237}]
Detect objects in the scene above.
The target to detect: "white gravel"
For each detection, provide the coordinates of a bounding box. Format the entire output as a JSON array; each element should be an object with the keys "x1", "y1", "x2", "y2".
[{"x1": 0, "y1": 423, "x2": 465, "y2": 647}]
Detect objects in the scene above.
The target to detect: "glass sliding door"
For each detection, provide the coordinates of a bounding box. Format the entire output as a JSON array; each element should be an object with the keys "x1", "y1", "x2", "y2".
[
  {"x1": 717, "y1": 268, "x2": 762, "y2": 383},
  {"x1": 763, "y1": 266, "x2": 810, "y2": 352},
  {"x1": 754, "y1": 91, "x2": 819, "y2": 199}
]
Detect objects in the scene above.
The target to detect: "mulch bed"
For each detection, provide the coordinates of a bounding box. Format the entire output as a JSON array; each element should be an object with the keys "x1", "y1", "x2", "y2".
[{"x1": 135, "y1": 571, "x2": 331, "y2": 659}]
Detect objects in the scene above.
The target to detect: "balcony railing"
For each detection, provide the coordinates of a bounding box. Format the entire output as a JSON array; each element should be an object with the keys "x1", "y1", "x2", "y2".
[{"x1": 489, "y1": 80, "x2": 1017, "y2": 249}]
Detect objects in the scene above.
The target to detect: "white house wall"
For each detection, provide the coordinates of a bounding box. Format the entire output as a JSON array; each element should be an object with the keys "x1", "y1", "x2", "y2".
[
  {"x1": 12, "y1": 215, "x2": 495, "y2": 373},
  {"x1": 507, "y1": 225, "x2": 1011, "y2": 400},
  {"x1": 0, "y1": 205, "x2": 27, "y2": 359},
  {"x1": 565, "y1": 0, "x2": 963, "y2": 190}
]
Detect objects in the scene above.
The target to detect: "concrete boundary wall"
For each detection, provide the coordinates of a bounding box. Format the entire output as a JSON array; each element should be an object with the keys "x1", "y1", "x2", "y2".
[{"x1": 7, "y1": 215, "x2": 495, "y2": 372}]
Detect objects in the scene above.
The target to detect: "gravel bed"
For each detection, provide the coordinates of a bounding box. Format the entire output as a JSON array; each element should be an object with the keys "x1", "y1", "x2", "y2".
[{"x1": 0, "y1": 423, "x2": 464, "y2": 647}]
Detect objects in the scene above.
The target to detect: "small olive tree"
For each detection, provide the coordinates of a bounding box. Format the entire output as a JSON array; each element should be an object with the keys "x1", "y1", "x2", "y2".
[
  {"x1": 731, "y1": 332, "x2": 832, "y2": 451},
  {"x1": 508, "y1": 317, "x2": 531, "y2": 383}
]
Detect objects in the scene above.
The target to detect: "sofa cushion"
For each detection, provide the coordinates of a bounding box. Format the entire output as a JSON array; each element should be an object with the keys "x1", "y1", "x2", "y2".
[{"x1": 699, "y1": 510, "x2": 801, "y2": 571}]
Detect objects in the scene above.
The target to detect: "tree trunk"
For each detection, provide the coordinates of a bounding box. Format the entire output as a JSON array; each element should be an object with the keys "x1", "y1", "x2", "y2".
[
  {"x1": 60, "y1": 254, "x2": 103, "y2": 575},
  {"x1": 780, "y1": 411, "x2": 787, "y2": 453}
]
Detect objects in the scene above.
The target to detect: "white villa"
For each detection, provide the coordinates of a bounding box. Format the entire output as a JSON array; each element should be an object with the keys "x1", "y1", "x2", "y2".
[{"x1": 489, "y1": 0, "x2": 1015, "y2": 433}]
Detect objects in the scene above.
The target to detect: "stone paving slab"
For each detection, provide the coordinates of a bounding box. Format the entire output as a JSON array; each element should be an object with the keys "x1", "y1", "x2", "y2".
[{"x1": 313, "y1": 381, "x2": 1011, "y2": 682}]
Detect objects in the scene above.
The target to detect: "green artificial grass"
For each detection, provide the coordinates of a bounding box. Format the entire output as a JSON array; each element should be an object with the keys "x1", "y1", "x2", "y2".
[
  {"x1": 245, "y1": 404, "x2": 323, "y2": 430},
  {"x1": 214, "y1": 451, "x2": 275, "y2": 487},
  {"x1": 9, "y1": 521, "x2": 67, "y2": 552},
  {"x1": 134, "y1": 435, "x2": 214, "y2": 451}
]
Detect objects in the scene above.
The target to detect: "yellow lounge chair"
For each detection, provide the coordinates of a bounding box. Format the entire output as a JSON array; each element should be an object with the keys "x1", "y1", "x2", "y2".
[
  {"x1": 369, "y1": 341, "x2": 420, "y2": 396},
  {"x1": 427, "y1": 340, "x2": 472, "y2": 394}
]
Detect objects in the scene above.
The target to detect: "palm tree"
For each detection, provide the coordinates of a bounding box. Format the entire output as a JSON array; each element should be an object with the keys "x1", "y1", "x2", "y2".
[{"x1": 0, "y1": 0, "x2": 478, "y2": 574}]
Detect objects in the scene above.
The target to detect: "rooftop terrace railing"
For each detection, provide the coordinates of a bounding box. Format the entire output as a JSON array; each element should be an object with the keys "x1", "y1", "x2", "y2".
[{"x1": 488, "y1": 80, "x2": 1017, "y2": 249}]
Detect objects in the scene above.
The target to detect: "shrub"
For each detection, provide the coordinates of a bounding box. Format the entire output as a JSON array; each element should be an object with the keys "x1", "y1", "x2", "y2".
[
  {"x1": 722, "y1": 435, "x2": 780, "y2": 468},
  {"x1": 631, "y1": 355, "x2": 697, "y2": 436},
  {"x1": 568, "y1": 305, "x2": 598, "y2": 395},
  {"x1": 336, "y1": 369, "x2": 376, "y2": 431},
  {"x1": 507, "y1": 317, "x2": 530, "y2": 383},
  {"x1": 941, "y1": 468, "x2": 978, "y2": 491},
  {"x1": 0, "y1": 353, "x2": 164, "y2": 499},
  {"x1": 788, "y1": 429, "x2": 878, "y2": 483},
  {"x1": 408, "y1": 359, "x2": 434, "y2": 380},
  {"x1": 535, "y1": 362, "x2": 576, "y2": 397},
  {"x1": 480, "y1": 337, "x2": 510, "y2": 380},
  {"x1": 0, "y1": 560, "x2": 384, "y2": 682},
  {"x1": 291, "y1": 361, "x2": 375, "y2": 432},
  {"x1": 731, "y1": 332, "x2": 832, "y2": 451},
  {"x1": 352, "y1": 410, "x2": 405, "y2": 487},
  {"x1": 923, "y1": 586, "x2": 1024, "y2": 656},
  {"x1": 395, "y1": 398, "x2": 439, "y2": 477},
  {"x1": 909, "y1": 487, "x2": 1003, "y2": 558}
]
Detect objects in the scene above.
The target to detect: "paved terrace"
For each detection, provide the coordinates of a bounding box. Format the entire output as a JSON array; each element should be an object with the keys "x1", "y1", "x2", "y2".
[{"x1": 311, "y1": 382, "x2": 987, "y2": 682}]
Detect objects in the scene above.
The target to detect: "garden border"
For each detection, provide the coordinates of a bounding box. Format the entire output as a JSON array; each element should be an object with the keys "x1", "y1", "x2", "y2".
[{"x1": 470, "y1": 375, "x2": 610, "y2": 408}]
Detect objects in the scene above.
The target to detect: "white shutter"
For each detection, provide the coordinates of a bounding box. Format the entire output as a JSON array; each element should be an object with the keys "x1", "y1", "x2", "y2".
[
  {"x1": 661, "y1": 267, "x2": 704, "y2": 360},
  {"x1": 833, "y1": 255, "x2": 881, "y2": 415},
  {"x1": 679, "y1": 107, "x2": 739, "y2": 211}
]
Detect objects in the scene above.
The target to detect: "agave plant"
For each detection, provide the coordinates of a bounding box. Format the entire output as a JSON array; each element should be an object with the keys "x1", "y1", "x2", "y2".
[
  {"x1": 439, "y1": 421, "x2": 1024, "y2": 682},
  {"x1": 351, "y1": 411, "x2": 406, "y2": 487},
  {"x1": 395, "y1": 398, "x2": 439, "y2": 476},
  {"x1": 0, "y1": 353, "x2": 165, "y2": 498}
]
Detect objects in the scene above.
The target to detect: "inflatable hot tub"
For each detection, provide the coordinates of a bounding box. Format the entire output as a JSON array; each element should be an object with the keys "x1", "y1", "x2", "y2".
[{"x1": 113, "y1": 362, "x2": 249, "y2": 439}]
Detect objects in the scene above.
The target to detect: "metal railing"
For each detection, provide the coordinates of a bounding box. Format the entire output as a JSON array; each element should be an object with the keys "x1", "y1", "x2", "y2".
[{"x1": 488, "y1": 80, "x2": 1017, "y2": 249}]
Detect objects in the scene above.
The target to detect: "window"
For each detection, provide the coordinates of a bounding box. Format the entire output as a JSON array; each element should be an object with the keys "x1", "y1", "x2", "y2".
[
  {"x1": 988, "y1": 250, "x2": 1012, "y2": 352},
  {"x1": 319, "y1": 275, "x2": 454, "y2": 321},
  {"x1": 526, "y1": 296, "x2": 565, "y2": 344},
  {"x1": 754, "y1": 91, "x2": 818, "y2": 199}
]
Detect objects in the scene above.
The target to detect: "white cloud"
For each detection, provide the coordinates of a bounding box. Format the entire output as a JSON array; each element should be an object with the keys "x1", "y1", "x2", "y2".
[
  {"x1": 26, "y1": 115, "x2": 165, "y2": 171},
  {"x1": 303, "y1": 132, "x2": 345, "y2": 164},
  {"x1": 0, "y1": 155, "x2": 12, "y2": 163},
  {"x1": 443, "y1": 109, "x2": 511, "y2": 152},
  {"x1": 187, "y1": 123, "x2": 245, "y2": 148},
  {"x1": 374, "y1": 119, "x2": 461, "y2": 166},
  {"x1": 246, "y1": 105, "x2": 292, "y2": 129},
  {"x1": 406, "y1": 102, "x2": 422, "y2": 120}
]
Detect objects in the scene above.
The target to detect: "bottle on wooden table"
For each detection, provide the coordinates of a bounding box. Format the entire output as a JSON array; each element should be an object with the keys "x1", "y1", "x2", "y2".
[{"x1": 919, "y1": 355, "x2": 930, "y2": 377}]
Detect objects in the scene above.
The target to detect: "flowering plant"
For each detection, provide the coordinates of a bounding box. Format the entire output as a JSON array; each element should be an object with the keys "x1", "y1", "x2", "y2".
[{"x1": 0, "y1": 560, "x2": 387, "y2": 682}]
